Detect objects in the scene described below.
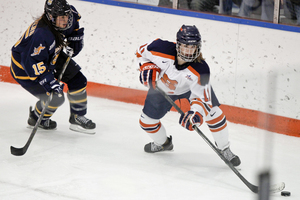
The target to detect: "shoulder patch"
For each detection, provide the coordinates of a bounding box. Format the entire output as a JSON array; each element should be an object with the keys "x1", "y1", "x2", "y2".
[{"x1": 31, "y1": 44, "x2": 45, "y2": 57}]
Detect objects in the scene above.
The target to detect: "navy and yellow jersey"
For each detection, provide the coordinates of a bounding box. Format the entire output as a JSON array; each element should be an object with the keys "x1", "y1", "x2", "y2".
[
  {"x1": 136, "y1": 38, "x2": 212, "y2": 106},
  {"x1": 11, "y1": 5, "x2": 81, "y2": 83}
]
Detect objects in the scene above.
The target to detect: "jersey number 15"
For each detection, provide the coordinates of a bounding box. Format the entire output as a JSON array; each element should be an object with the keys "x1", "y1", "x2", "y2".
[{"x1": 32, "y1": 62, "x2": 46, "y2": 76}]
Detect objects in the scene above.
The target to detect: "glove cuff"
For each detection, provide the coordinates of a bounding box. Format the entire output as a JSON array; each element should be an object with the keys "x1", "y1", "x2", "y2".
[{"x1": 38, "y1": 72, "x2": 59, "y2": 93}]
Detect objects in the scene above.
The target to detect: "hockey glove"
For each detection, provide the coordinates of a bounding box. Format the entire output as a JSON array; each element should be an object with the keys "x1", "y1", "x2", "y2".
[
  {"x1": 67, "y1": 28, "x2": 84, "y2": 57},
  {"x1": 38, "y1": 72, "x2": 64, "y2": 96},
  {"x1": 179, "y1": 111, "x2": 203, "y2": 131},
  {"x1": 139, "y1": 62, "x2": 161, "y2": 89}
]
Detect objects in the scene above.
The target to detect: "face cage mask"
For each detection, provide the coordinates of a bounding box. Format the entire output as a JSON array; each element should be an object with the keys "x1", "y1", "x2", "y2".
[
  {"x1": 47, "y1": 11, "x2": 73, "y2": 31},
  {"x1": 176, "y1": 42, "x2": 201, "y2": 62}
]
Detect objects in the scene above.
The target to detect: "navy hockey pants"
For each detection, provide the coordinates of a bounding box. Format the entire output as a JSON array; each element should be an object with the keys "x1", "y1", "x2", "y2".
[{"x1": 142, "y1": 87, "x2": 220, "y2": 120}]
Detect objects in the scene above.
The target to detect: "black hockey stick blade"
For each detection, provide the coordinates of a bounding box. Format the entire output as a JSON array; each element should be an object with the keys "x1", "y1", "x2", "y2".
[
  {"x1": 10, "y1": 127, "x2": 38, "y2": 156},
  {"x1": 11, "y1": 144, "x2": 29, "y2": 156},
  {"x1": 240, "y1": 180, "x2": 285, "y2": 194},
  {"x1": 10, "y1": 111, "x2": 41, "y2": 156},
  {"x1": 155, "y1": 86, "x2": 285, "y2": 194},
  {"x1": 248, "y1": 181, "x2": 285, "y2": 194}
]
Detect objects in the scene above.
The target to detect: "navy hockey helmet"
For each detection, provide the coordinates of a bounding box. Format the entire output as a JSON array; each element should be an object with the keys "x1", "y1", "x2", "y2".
[
  {"x1": 176, "y1": 25, "x2": 201, "y2": 62},
  {"x1": 44, "y1": 0, "x2": 73, "y2": 31}
]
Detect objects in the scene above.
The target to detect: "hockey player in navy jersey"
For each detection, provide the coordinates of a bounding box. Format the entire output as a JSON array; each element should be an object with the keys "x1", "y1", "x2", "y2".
[
  {"x1": 11, "y1": 0, "x2": 96, "y2": 134},
  {"x1": 136, "y1": 25, "x2": 241, "y2": 166}
]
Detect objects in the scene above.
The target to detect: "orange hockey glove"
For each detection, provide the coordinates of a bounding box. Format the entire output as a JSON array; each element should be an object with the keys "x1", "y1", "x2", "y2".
[{"x1": 139, "y1": 62, "x2": 161, "y2": 89}]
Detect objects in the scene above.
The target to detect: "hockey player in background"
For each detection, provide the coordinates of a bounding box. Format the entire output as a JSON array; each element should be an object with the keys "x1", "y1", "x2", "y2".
[
  {"x1": 136, "y1": 25, "x2": 241, "y2": 166},
  {"x1": 10, "y1": 0, "x2": 96, "y2": 134}
]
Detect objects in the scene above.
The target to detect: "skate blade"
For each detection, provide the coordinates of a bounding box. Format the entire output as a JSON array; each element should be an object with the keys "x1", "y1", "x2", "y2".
[
  {"x1": 27, "y1": 125, "x2": 57, "y2": 131},
  {"x1": 69, "y1": 124, "x2": 96, "y2": 134},
  {"x1": 147, "y1": 149, "x2": 174, "y2": 153},
  {"x1": 162, "y1": 149, "x2": 174, "y2": 153}
]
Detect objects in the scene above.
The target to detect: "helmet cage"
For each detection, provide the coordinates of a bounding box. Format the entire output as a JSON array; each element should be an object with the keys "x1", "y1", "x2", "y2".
[
  {"x1": 45, "y1": 0, "x2": 73, "y2": 31},
  {"x1": 176, "y1": 25, "x2": 202, "y2": 62},
  {"x1": 176, "y1": 43, "x2": 201, "y2": 62}
]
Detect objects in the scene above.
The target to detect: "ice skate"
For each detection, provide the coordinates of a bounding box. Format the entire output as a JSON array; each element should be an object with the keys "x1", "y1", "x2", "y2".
[
  {"x1": 69, "y1": 113, "x2": 96, "y2": 134},
  {"x1": 144, "y1": 136, "x2": 173, "y2": 153},
  {"x1": 27, "y1": 107, "x2": 57, "y2": 130},
  {"x1": 220, "y1": 146, "x2": 241, "y2": 167}
]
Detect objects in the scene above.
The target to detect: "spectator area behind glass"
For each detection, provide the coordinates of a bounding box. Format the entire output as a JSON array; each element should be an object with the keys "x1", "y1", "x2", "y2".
[{"x1": 122, "y1": 0, "x2": 300, "y2": 27}]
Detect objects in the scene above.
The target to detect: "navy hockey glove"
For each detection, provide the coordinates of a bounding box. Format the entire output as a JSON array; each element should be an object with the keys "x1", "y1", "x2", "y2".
[
  {"x1": 179, "y1": 111, "x2": 203, "y2": 131},
  {"x1": 139, "y1": 62, "x2": 161, "y2": 89},
  {"x1": 67, "y1": 28, "x2": 84, "y2": 57},
  {"x1": 38, "y1": 72, "x2": 64, "y2": 95},
  {"x1": 51, "y1": 82, "x2": 64, "y2": 96}
]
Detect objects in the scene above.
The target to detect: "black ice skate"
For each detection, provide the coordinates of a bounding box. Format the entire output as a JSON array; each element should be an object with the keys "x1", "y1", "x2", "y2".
[
  {"x1": 27, "y1": 107, "x2": 57, "y2": 130},
  {"x1": 220, "y1": 147, "x2": 241, "y2": 167},
  {"x1": 144, "y1": 136, "x2": 173, "y2": 153},
  {"x1": 69, "y1": 113, "x2": 96, "y2": 134}
]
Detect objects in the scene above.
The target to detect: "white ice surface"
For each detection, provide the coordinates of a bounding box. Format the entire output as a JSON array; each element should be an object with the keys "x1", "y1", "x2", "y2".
[{"x1": 0, "y1": 82, "x2": 299, "y2": 200}]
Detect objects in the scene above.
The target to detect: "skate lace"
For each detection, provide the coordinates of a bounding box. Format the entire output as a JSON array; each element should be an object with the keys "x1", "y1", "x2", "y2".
[
  {"x1": 42, "y1": 119, "x2": 50, "y2": 127},
  {"x1": 222, "y1": 148, "x2": 236, "y2": 161},
  {"x1": 76, "y1": 116, "x2": 90, "y2": 125},
  {"x1": 151, "y1": 142, "x2": 163, "y2": 152}
]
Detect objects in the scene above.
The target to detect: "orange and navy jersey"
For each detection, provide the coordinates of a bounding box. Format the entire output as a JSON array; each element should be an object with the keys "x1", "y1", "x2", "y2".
[
  {"x1": 136, "y1": 38, "x2": 212, "y2": 106},
  {"x1": 11, "y1": 5, "x2": 81, "y2": 83}
]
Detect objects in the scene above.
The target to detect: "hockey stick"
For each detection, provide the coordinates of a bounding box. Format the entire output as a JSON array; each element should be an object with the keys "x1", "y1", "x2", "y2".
[
  {"x1": 155, "y1": 86, "x2": 285, "y2": 193},
  {"x1": 10, "y1": 54, "x2": 72, "y2": 156}
]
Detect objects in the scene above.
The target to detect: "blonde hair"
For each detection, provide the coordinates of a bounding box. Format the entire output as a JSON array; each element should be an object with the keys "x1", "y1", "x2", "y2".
[{"x1": 195, "y1": 52, "x2": 205, "y2": 63}]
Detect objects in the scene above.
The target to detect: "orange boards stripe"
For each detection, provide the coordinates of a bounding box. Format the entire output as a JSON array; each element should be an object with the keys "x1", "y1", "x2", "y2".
[
  {"x1": 0, "y1": 65, "x2": 299, "y2": 137},
  {"x1": 0, "y1": 65, "x2": 17, "y2": 84}
]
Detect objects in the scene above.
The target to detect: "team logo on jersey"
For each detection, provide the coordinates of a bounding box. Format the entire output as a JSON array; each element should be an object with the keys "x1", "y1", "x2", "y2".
[
  {"x1": 31, "y1": 44, "x2": 45, "y2": 57},
  {"x1": 185, "y1": 75, "x2": 193, "y2": 81}
]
